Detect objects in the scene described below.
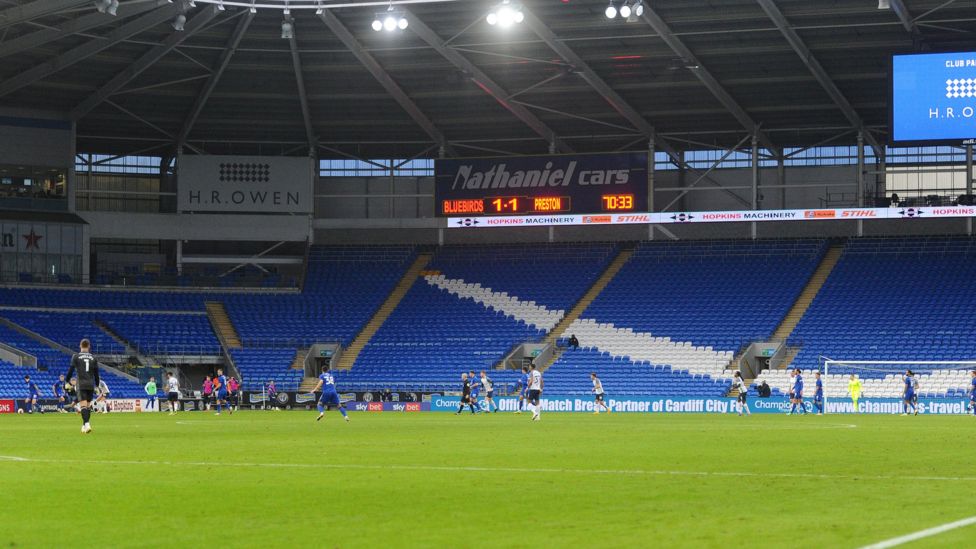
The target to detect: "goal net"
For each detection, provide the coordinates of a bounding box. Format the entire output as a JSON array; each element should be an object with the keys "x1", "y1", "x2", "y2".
[{"x1": 821, "y1": 359, "x2": 976, "y2": 414}]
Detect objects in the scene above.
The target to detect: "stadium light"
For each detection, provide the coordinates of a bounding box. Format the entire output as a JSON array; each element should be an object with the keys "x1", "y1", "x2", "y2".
[
  {"x1": 171, "y1": 13, "x2": 186, "y2": 31},
  {"x1": 372, "y1": 6, "x2": 408, "y2": 32},
  {"x1": 281, "y1": 19, "x2": 294, "y2": 39},
  {"x1": 93, "y1": 0, "x2": 117, "y2": 15},
  {"x1": 604, "y1": 1, "x2": 616, "y2": 19},
  {"x1": 633, "y1": 0, "x2": 643, "y2": 16},
  {"x1": 619, "y1": 1, "x2": 631, "y2": 18},
  {"x1": 486, "y1": 1, "x2": 523, "y2": 27}
]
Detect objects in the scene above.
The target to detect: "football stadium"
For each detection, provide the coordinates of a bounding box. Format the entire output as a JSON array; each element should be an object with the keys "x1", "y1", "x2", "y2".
[{"x1": 2, "y1": 0, "x2": 976, "y2": 546}]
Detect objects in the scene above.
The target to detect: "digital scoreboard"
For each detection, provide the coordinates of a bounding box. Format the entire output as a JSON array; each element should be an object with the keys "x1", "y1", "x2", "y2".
[{"x1": 435, "y1": 152, "x2": 648, "y2": 217}]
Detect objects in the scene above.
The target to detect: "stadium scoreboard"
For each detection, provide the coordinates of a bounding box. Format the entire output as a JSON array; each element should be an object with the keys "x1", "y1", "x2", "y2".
[{"x1": 435, "y1": 152, "x2": 649, "y2": 217}]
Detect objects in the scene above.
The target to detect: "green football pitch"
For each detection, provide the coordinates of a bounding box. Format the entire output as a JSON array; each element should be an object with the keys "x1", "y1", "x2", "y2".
[{"x1": 1, "y1": 411, "x2": 974, "y2": 548}]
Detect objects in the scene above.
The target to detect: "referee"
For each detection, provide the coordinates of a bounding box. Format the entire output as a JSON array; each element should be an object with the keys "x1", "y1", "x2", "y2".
[
  {"x1": 455, "y1": 372, "x2": 476, "y2": 415},
  {"x1": 64, "y1": 339, "x2": 98, "y2": 434}
]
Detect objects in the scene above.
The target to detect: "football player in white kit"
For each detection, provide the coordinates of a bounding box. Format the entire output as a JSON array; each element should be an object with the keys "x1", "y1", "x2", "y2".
[
  {"x1": 528, "y1": 364, "x2": 543, "y2": 421},
  {"x1": 733, "y1": 371, "x2": 751, "y2": 416},
  {"x1": 166, "y1": 372, "x2": 181, "y2": 415},
  {"x1": 590, "y1": 373, "x2": 611, "y2": 414}
]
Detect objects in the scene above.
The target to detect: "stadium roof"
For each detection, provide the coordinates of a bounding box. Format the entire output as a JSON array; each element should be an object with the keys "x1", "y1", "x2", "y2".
[{"x1": 1, "y1": 0, "x2": 974, "y2": 159}]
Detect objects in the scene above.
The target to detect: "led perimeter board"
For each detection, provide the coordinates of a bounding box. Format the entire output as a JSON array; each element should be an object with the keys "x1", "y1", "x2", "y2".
[
  {"x1": 891, "y1": 51, "x2": 976, "y2": 144},
  {"x1": 435, "y1": 152, "x2": 649, "y2": 217}
]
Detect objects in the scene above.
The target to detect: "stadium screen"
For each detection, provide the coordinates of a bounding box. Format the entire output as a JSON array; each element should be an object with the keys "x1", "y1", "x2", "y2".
[
  {"x1": 435, "y1": 152, "x2": 649, "y2": 217},
  {"x1": 891, "y1": 51, "x2": 976, "y2": 144}
]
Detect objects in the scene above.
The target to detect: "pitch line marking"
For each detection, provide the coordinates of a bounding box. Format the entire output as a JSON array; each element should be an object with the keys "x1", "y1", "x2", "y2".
[
  {"x1": 859, "y1": 515, "x2": 976, "y2": 548},
  {"x1": 2, "y1": 456, "x2": 976, "y2": 483}
]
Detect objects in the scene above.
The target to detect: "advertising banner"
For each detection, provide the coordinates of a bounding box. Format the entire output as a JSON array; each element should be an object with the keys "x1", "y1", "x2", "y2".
[
  {"x1": 436, "y1": 153, "x2": 649, "y2": 216},
  {"x1": 105, "y1": 398, "x2": 157, "y2": 413},
  {"x1": 892, "y1": 51, "x2": 976, "y2": 143},
  {"x1": 446, "y1": 206, "x2": 976, "y2": 229},
  {"x1": 178, "y1": 155, "x2": 313, "y2": 213},
  {"x1": 0, "y1": 399, "x2": 15, "y2": 413},
  {"x1": 429, "y1": 395, "x2": 974, "y2": 415},
  {"x1": 342, "y1": 401, "x2": 430, "y2": 412}
]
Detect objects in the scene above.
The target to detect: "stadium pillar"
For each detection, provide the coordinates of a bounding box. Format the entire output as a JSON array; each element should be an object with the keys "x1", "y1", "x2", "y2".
[
  {"x1": 176, "y1": 240, "x2": 183, "y2": 275},
  {"x1": 777, "y1": 151, "x2": 786, "y2": 209},
  {"x1": 648, "y1": 138, "x2": 655, "y2": 242},
  {"x1": 68, "y1": 120, "x2": 77, "y2": 213},
  {"x1": 857, "y1": 132, "x2": 865, "y2": 237},
  {"x1": 81, "y1": 223, "x2": 90, "y2": 284},
  {"x1": 967, "y1": 145, "x2": 973, "y2": 235},
  {"x1": 751, "y1": 134, "x2": 758, "y2": 240},
  {"x1": 548, "y1": 226, "x2": 554, "y2": 243},
  {"x1": 647, "y1": 138, "x2": 655, "y2": 213}
]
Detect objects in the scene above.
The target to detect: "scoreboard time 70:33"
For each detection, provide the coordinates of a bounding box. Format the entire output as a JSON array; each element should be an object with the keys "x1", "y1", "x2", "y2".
[{"x1": 435, "y1": 152, "x2": 649, "y2": 217}]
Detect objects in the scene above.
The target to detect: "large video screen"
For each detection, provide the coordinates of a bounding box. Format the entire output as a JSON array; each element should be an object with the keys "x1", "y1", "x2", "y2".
[
  {"x1": 891, "y1": 52, "x2": 976, "y2": 144},
  {"x1": 435, "y1": 152, "x2": 648, "y2": 218}
]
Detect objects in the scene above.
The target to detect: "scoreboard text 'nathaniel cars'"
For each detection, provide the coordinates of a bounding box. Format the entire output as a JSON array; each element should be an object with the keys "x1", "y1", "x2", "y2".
[{"x1": 435, "y1": 153, "x2": 649, "y2": 217}]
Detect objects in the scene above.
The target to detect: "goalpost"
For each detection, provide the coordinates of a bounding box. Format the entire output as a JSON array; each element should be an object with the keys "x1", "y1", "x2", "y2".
[{"x1": 820, "y1": 358, "x2": 976, "y2": 415}]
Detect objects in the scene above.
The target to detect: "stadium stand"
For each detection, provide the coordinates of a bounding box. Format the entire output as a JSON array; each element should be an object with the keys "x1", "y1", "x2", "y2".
[
  {"x1": 224, "y1": 246, "x2": 416, "y2": 347},
  {"x1": 754, "y1": 236, "x2": 976, "y2": 399},
  {"x1": 0, "y1": 246, "x2": 418, "y2": 396},
  {"x1": 336, "y1": 280, "x2": 539, "y2": 392},
  {"x1": 0, "y1": 324, "x2": 145, "y2": 398},
  {"x1": 539, "y1": 240, "x2": 829, "y2": 396},
  {"x1": 0, "y1": 310, "x2": 125, "y2": 355},
  {"x1": 338, "y1": 244, "x2": 617, "y2": 392},
  {"x1": 584, "y1": 239, "x2": 828, "y2": 351},
  {"x1": 542, "y1": 348, "x2": 731, "y2": 397},
  {"x1": 429, "y1": 243, "x2": 618, "y2": 311},
  {"x1": 101, "y1": 313, "x2": 221, "y2": 356},
  {"x1": 230, "y1": 348, "x2": 304, "y2": 392}
]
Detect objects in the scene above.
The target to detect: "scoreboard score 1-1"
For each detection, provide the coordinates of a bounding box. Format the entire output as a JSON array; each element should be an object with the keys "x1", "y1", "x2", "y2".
[{"x1": 435, "y1": 152, "x2": 648, "y2": 217}]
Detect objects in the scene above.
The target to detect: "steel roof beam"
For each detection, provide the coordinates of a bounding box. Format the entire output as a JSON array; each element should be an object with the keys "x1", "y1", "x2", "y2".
[
  {"x1": 887, "y1": 0, "x2": 918, "y2": 33},
  {"x1": 756, "y1": 0, "x2": 884, "y2": 157},
  {"x1": 287, "y1": 20, "x2": 317, "y2": 154},
  {"x1": 0, "y1": 0, "x2": 171, "y2": 60},
  {"x1": 519, "y1": 8, "x2": 656, "y2": 140},
  {"x1": 0, "y1": 4, "x2": 180, "y2": 99},
  {"x1": 70, "y1": 5, "x2": 220, "y2": 121},
  {"x1": 517, "y1": 7, "x2": 747, "y2": 207},
  {"x1": 0, "y1": 0, "x2": 91, "y2": 31},
  {"x1": 177, "y1": 9, "x2": 253, "y2": 148},
  {"x1": 638, "y1": 7, "x2": 777, "y2": 152},
  {"x1": 404, "y1": 9, "x2": 571, "y2": 153},
  {"x1": 318, "y1": 10, "x2": 453, "y2": 156}
]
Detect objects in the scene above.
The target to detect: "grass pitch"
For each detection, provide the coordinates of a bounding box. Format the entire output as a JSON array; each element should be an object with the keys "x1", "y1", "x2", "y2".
[{"x1": 1, "y1": 411, "x2": 974, "y2": 548}]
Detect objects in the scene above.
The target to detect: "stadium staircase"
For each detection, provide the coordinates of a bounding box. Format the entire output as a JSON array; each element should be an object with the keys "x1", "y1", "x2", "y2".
[
  {"x1": 726, "y1": 244, "x2": 844, "y2": 396},
  {"x1": 92, "y1": 319, "x2": 157, "y2": 367},
  {"x1": 92, "y1": 319, "x2": 133, "y2": 352},
  {"x1": 205, "y1": 302, "x2": 242, "y2": 349},
  {"x1": 535, "y1": 246, "x2": 634, "y2": 372},
  {"x1": 298, "y1": 376, "x2": 318, "y2": 393},
  {"x1": 333, "y1": 253, "x2": 432, "y2": 371}
]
